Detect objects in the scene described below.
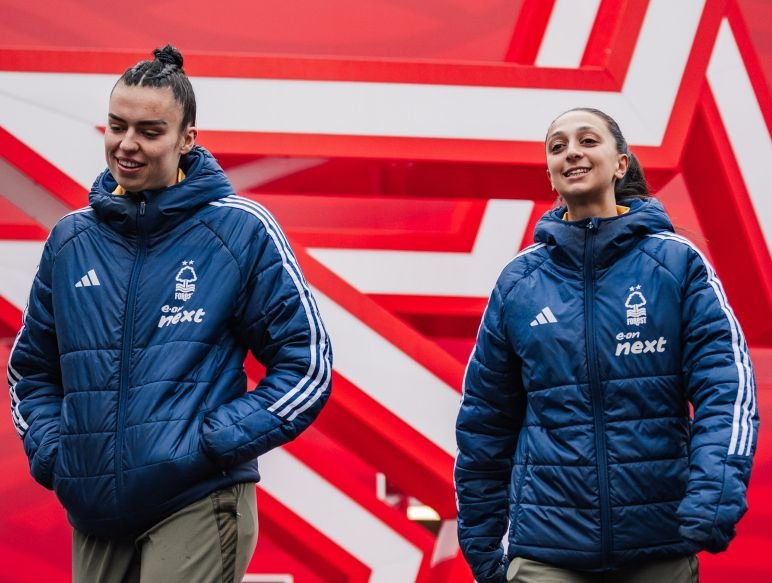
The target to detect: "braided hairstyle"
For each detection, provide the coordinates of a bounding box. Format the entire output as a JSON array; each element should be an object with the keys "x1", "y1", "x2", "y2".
[
  {"x1": 117, "y1": 44, "x2": 196, "y2": 130},
  {"x1": 551, "y1": 107, "x2": 651, "y2": 200}
]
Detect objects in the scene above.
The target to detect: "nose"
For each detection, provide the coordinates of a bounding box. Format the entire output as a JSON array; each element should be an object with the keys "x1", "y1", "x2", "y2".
[
  {"x1": 119, "y1": 128, "x2": 140, "y2": 153},
  {"x1": 565, "y1": 139, "x2": 583, "y2": 161}
]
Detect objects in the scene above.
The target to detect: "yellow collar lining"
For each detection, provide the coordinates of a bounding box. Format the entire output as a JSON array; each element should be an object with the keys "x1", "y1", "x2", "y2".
[
  {"x1": 112, "y1": 168, "x2": 186, "y2": 195},
  {"x1": 563, "y1": 205, "x2": 630, "y2": 221}
]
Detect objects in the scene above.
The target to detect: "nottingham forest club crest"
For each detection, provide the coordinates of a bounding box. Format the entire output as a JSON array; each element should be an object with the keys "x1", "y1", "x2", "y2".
[
  {"x1": 625, "y1": 285, "x2": 647, "y2": 326},
  {"x1": 175, "y1": 260, "x2": 197, "y2": 301}
]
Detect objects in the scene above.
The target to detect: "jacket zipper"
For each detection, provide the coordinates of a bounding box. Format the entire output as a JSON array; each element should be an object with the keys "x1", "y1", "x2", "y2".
[
  {"x1": 583, "y1": 218, "x2": 612, "y2": 567},
  {"x1": 115, "y1": 198, "x2": 147, "y2": 519}
]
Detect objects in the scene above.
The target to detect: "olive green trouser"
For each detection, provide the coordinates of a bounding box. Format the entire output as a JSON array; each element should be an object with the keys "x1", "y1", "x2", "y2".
[
  {"x1": 507, "y1": 555, "x2": 699, "y2": 583},
  {"x1": 73, "y1": 482, "x2": 258, "y2": 583}
]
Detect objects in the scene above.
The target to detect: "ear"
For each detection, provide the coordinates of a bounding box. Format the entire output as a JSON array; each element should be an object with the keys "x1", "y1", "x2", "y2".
[
  {"x1": 546, "y1": 168, "x2": 556, "y2": 191},
  {"x1": 615, "y1": 153, "x2": 629, "y2": 179},
  {"x1": 180, "y1": 125, "x2": 198, "y2": 155}
]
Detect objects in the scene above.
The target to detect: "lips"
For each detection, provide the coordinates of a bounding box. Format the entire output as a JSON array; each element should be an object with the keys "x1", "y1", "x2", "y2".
[
  {"x1": 563, "y1": 167, "x2": 590, "y2": 177},
  {"x1": 116, "y1": 157, "x2": 145, "y2": 171}
]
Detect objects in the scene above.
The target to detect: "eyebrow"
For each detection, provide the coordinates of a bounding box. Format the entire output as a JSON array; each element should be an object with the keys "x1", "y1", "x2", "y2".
[
  {"x1": 108, "y1": 114, "x2": 168, "y2": 126},
  {"x1": 547, "y1": 125, "x2": 600, "y2": 141}
]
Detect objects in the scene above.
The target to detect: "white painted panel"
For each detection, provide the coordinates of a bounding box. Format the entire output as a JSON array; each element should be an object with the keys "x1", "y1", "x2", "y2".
[
  {"x1": 0, "y1": 88, "x2": 106, "y2": 188},
  {"x1": 259, "y1": 449, "x2": 424, "y2": 583},
  {"x1": 0, "y1": 157, "x2": 72, "y2": 229},
  {"x1": 708, "y1": 19, "x2": 772, "y2": 253},
  {"x1": 308, "y1": 199, "x2": 533, "y2": 297},
  {"x1": 0, "y1": 241, "x2": 45, "y2": 309},
  {"x1": 313, "y1": 289, "x2": 459, "y2": 456},
  {"x1": 536, "y1": 0, "x2": 602, "y2": 68},
  {"x1": 0, "y1": 2, "x2": 709, "y2": 155},
  {"x1": 622, "y1": 0, "x2": 705, "y2": 143}
]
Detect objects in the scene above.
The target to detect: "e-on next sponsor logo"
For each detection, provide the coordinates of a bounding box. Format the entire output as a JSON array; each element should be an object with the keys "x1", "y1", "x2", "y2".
[
  {"x1": 615, "y1": 331, "x2": 667, "y2": 356},
  {"x1": 158, "y1": 304, "x2": 206, "y2": 328},
  {"x1": 157, "y1": 259, "x2": 206, "y2": 327}
]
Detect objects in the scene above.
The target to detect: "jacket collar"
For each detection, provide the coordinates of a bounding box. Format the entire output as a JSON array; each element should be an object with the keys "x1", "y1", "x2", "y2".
[
  {"x1": 533, "y1": 197, "x2": 674, "y2": 270},
  {"x1": 88, "y1": 146, "x2": 233, "y2": 238}
]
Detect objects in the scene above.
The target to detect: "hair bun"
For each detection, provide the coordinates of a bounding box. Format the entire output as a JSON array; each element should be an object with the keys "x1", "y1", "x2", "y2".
[{"x1": 153, "y1": 44, "x2": 184, "y2": 68}]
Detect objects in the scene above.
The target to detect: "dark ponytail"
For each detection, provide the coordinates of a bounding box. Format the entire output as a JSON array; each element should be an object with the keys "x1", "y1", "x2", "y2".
[
  {"x1": 615, "y1": 151, "x2": 649, "y2": 199},
  {"x1": 116, "y1": 44, "x2": 196, "y2": 129}
]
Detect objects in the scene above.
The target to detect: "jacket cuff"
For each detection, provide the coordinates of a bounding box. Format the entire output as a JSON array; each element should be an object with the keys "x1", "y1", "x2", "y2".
[
  {"x1": 476, "y1": 562, "x2": 506, "y2": 583},
  {"x1": 467, "y1": 554, "x2": 507, "y2": 583},
  {"x1": 678, "y1": 524, "x2": 731, "y2": 554}
]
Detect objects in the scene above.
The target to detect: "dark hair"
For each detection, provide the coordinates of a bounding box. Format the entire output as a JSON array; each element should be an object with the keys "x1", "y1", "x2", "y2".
[
  {"x1": 116, "y1": 44, "x2": 196, "y2": 129},
  {"x1": 550, "y1": 107, "x2": 650, "y2": 200}
]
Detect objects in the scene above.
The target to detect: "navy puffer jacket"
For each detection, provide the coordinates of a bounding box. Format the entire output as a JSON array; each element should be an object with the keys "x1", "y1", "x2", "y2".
[
  {"x1": 455, "y1": 198, "x2": 757, "y2": 581},
  {"x1": 8, "y1": 147, "x2": 332, "y2": 538}
]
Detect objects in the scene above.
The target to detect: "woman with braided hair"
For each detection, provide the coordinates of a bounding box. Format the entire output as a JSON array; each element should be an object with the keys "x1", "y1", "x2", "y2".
[
  {"x1": 454, "y1": 108, "x2": 757, "y2": 582},
  {"x1": 106, "y1": 45, "x2": 198, "y2": 193},
  {"x1": 9, "y1": 45, "x2": 332, "y2": 582}
]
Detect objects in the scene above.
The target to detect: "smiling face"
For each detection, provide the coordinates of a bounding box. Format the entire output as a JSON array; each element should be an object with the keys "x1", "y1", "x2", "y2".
[
  {"x1": 105, "y1": 83, "x2": 196, "y2": 192},
  {"x1": 545, "y1": 110, "x2": 628, "y2": 207}
]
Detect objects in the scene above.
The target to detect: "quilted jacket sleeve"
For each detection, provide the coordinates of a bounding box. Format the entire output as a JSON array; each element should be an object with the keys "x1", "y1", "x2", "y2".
[
  {"x1": 455, "y1": 281, "x2": 525, "y2": 583},
  {"x1": 8, "y1": 240, "x2": 63, "y2": 490},
  {"x1": 676, "y1": 247, "x2": 758, "y2": 553},
  {"x1": 201, "y1": 212, "x2": 332, "y2": 467}
]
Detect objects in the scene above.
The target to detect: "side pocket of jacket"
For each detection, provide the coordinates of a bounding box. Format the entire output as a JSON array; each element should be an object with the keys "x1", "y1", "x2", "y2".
[{"x1": 28, "y1": 430, "x2": 60, "y2": 490}]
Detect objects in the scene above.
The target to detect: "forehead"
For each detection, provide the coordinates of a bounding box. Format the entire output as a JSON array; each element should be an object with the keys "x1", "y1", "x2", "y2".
[
  {"x1": 547, "y1": 110, "x2": 609, "y2": 139},
  {"x1": 109, "y1": 83, "x2": 181, "y2": 121}
]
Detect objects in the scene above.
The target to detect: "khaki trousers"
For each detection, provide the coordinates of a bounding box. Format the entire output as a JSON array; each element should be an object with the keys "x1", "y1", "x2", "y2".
[
  {"x1": 507, "y1": 555, "x2": 699, "y2": 583},
  {"x1": 73, "y1": 482, "x2": 258, "y2": 583}
]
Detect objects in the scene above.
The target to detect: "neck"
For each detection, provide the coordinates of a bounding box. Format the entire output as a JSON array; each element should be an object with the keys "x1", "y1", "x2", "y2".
[{"x1": 563, "y1": 192, "x2": 618, "y2": 221}]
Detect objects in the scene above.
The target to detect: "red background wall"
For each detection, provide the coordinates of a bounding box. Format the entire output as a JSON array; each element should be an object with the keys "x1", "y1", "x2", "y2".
[{"x1": 0, "y1": 1, "x2": 769, "y2": 581}]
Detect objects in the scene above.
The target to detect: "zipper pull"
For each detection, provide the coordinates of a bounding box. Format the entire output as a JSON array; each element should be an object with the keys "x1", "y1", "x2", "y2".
[
  {"x1": 587, "y1": 217, "x2": 599, "y2": 230},
  {"x1": 139, "y1": 200, "x2": 146, "y2": 216}
]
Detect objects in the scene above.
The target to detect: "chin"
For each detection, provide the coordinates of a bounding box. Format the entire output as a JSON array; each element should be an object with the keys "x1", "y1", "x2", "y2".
[
  {"x1": 560, "y1": 184, "x2": 602, "y2": 198},
  {"x1": 558, "y1": 189, "x2": 590, "y2": 202}
]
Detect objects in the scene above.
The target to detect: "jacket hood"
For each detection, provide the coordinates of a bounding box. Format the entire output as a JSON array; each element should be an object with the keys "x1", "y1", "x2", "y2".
[
  {"x1": 89, "y1": 146, "x2": 233, "y2": 237},
  {"x1": 533, "y1": 197, "x2": 674, "y2": 270}
]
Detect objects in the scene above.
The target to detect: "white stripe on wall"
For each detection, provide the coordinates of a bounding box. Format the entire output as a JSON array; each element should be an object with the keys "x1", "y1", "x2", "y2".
[
  {"x1": 707, "y1": 19, "x2": 772, "y2": 253},
  {"x1": 0, "y1": 241, "x2": 45, "y2": 311},
  {"x1": 313, "y1": 288, "x2": 459, "y2": 456},
  {"x1": 0, "y1": 0, "x2": 707, "y2": 196},
  {"x1": 308, "y1": 199, "x2": 534, "y2": 298},
  {"x1": 622, "y1": 0, "x2": 705, "y2": 144},
  {"x1": 259, "y1": 448, "x2": 424, "y2": 583},
  {"x1": 536, "y1": 0, "x2": 602, "y2": 69},
  {"x1": 0, "y1": 157, "x2": 74, "y2": 229}
]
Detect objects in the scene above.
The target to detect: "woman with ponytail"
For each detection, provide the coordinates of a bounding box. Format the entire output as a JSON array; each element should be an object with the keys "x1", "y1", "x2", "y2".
[
  {"x1": 455, "y1": 108, "x2": 757, "y2": 582},
  {"x1": 10, "y1": 45, "x2": 332, "y2": 582}
]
